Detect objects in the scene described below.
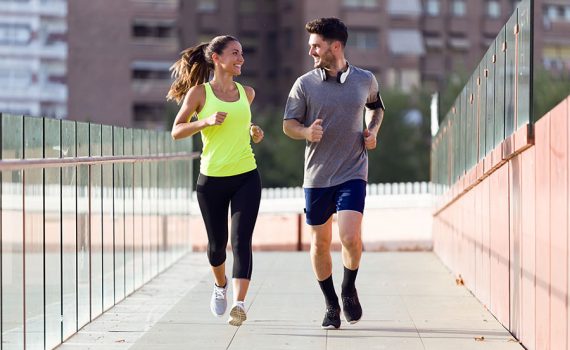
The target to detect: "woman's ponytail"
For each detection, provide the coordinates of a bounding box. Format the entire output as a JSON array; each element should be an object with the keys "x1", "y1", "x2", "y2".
[
  {"x1": 167, "y1": 42, "x2": 211, "y2": 104},
  {"x1": 167, "y1": 35, "x2": 238, "y2": 104}
]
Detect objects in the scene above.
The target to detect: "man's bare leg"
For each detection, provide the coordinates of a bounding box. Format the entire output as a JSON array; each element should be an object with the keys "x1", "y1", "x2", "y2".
[{"x1": 337, "y1": 210, "x2": 364, "y2": 323}]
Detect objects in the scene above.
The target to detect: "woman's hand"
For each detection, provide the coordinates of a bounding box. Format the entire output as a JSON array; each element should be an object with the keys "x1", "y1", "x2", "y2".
[
  {"x1": 205, "y1": 111, "x2": 228, "y2": 126},
  {"x1": 250, "y1": 124, "x2": 264, "y2": 143}
]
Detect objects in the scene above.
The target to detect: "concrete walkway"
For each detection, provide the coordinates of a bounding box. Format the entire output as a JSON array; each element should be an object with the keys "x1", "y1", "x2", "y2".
[{"x1": 58, "y1": 252, "x2": 523, "y2": 350}]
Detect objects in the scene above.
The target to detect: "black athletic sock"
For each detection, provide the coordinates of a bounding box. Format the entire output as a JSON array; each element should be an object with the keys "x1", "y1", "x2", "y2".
[
  {"x1": 341, "y1": 266, "x2": 358, "y2": 296},
  {"x1": 318, "y1": 275, "x2": 340, "y2": 308}
]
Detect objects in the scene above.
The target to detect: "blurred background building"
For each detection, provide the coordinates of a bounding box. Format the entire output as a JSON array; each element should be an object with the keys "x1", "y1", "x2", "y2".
[
  {"x1": 0, "y1": 0, "x2": 67, "y2": 119},
  {"x1": 0, "y1": 0, "x2": 568, "y2": 128}
]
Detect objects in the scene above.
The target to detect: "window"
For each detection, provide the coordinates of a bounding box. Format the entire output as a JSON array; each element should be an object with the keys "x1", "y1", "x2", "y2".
[
  {"x1": 347, "y1": 29, "x2": 378, "y2": 50},
  {"x1": 343, "y1": 0, "x2": 377, "y2": 8},
  {"x1": 0, "y1": 69, "x2": 32, "y2": 88},
  {"x1": 239, "y1": 0, "x2": 256, "y2": 14},
  {"x1": 451, "y1": 0, "x2": 466, "y2": 17},
  {"x1": 240, "y1": 33, "x2": 258, "y2": 55},
  {"x1": 133, "y1": 103, "x2": 166, "y2": 122},
  {"x1": 424, "y1": 32, "x2": 444, "y2": 49},
  {"x1": 131, "y1": 61, "x2": 171, "y2": 81},
  {"x1": 0, "y1": 23, "x2": 31, "y2": 45},
  {"x1": 550, "y1": 5, "x2": 570, "y2": 22},
  {"x1": 388, "y1": 29, "x2": 425, "y2": 55},
  {"x1": 545, "y1": 5, "x2": 559, "y2": 21},
  {"x1": 486, "y1": 0, "x2": 501, "y2": 18},
  {"x1": 449, "y1": 35, "x2": 469, "y2": 51},
  {"x1": 425, "y1": 0, "x2": 440, "y2": 16},
  {"x1": 388, "y1": 0, "x2": 421, "y2": 16},
  {"x1": 132, "y1": 20, "x2": 176, "y2": 38},
  {"x1": 197, "y1": 0, "x2": 217, "y2": 12}
]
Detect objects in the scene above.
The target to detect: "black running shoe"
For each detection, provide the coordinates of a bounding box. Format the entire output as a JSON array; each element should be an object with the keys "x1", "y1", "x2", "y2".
[
  {"x1": 342, "y1": 291, "x2": 362, "y2": 324},
  {"x1": 321, "y1": 305, "x2": 341, "y2": 329}
]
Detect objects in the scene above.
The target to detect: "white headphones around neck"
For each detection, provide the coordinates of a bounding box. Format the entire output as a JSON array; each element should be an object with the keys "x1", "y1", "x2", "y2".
[{"x1": 319, "y1": 63, "x2": 351, "y2": 84}]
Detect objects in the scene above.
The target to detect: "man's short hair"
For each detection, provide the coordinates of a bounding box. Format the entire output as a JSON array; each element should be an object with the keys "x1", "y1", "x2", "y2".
[{"x1": 305, "y1": 17, "x2": 348, "y2": 47}]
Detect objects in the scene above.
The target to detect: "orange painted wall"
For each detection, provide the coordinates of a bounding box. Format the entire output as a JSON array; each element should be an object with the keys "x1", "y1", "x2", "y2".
[{"x1": 432, "y1": 97, "x2": 570, "y2": 350}]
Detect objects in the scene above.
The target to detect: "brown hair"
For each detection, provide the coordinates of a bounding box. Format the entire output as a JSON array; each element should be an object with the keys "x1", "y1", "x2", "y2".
[
  {"x1": 166, "y1": 35, "x2": 239, "y2": 104},
  {"x1": 305, "y1": 17, "x2": 348, "y2": 47}
]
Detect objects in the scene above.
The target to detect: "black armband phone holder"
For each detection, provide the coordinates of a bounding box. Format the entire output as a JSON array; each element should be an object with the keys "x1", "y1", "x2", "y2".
[{"x1": 365, "y1": 92, "x2": 386, "y2": 111}]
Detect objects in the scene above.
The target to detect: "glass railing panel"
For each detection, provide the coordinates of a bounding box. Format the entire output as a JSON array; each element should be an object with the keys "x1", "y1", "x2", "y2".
[
  {"x1": 476, "y1": 64, "x2": 486, "y2": 162},
  {"x1": 124, "y1": 128, "x2": 134, "y2": 295},
  {"x1": 505, "y1": 13, "x2": 518, "y2": 138},
  {"x1": 76, "y1": 121, "x2": 90, "y2": 328},
  {"x1": 61, "y1": 119, "x2": 77, "y2": 339},
  {"x1": 149, "y1": 131, "x2": 158, "y2": 277},
  {"x1": 102, "y1": 125, "x2": 114, "y2": 311},
  {"x1": 494, "y1": 27, "x2": 507, "y2": 147},
  {"x1": 89, "y1": 123, "x2": 103, "y2": 318},
  {"x1": 485, "y1": 44, "x2": 496, "y2": 154},
  {"x1": 1, "y1": 114, "x2": 25, "y2": 348},
  {"x1": 44, "y1": 117, "x2": 62, "y2": 349},
  {"x1": 517, "y1": 1, "x2": 531, "y2": 128},
  {"x1": 23, "y1": 116, "x2": 44, "y2": 349},
  {"x1": 133, "y1": 129, "x2": 143, "y2": 290},
  {"x1": 142, "y1": 130, "x2": 151, "y2": 283},
  {"x1": 114, "y1": 126, "x2": 125, "y2": 303}
]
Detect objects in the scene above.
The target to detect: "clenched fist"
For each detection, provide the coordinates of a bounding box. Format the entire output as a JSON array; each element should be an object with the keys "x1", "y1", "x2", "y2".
[
  {"x1": 363, "y1": 128, "x2": 377, "y2": 150},
  {"x1": 305, "y1": 119, "x2": 323, "y2": 142},
  {"x1": 250, "y1": 124, "x2": 264, "y2": 143},
  {"x1": 205, "y1": 111, "x2": 227, "y2": 126}
]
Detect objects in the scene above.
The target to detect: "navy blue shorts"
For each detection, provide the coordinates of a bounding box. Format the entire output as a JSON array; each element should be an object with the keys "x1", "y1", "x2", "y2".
[{"x1": 304, "y1": 179, "x2": 366, "y2": 226}]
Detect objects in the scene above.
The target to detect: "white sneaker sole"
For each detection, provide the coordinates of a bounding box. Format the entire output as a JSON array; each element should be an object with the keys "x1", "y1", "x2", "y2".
[
  {"x1": 228, "y1": 305, "x2": 247, "y2": 326},
  {"x1": 321, "y1": 324, "x2": 340, "y2": 330},
  {"x1": 210, "y1": 300, "x2": 227, "y2": 317}
]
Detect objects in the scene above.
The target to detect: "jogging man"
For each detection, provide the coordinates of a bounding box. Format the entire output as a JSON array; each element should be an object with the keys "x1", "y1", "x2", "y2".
[{"x1": 283, "y1": 17, "x2": 385, "y2": 329}]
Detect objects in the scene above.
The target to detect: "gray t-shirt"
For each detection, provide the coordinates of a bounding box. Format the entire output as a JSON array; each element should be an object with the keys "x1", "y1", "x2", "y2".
[{"x1": 284, "y1": 66, "x2": 379, "y2": 188}]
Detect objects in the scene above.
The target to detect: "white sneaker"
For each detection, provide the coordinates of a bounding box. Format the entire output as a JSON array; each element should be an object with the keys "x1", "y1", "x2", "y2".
[
  {"x1": 228, "y1": 301, "x2": 247, "y2": 326},
  {"x1": 210, "y1": 280, "x2": 228, "y2": 317}
]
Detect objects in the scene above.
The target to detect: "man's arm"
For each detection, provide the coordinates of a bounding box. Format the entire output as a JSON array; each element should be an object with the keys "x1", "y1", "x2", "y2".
[
  {"x1": 365, "y1": 108, "x2": 384, "y2": 137},
  {"x1": 283, "y1": 119, "x2": 323, "y2": 142}
]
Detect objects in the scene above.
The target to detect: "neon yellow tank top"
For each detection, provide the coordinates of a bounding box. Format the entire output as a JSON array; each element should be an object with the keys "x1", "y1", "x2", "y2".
[{"x1": 195, "y1": 82, "x2": 257, "y2": 176}]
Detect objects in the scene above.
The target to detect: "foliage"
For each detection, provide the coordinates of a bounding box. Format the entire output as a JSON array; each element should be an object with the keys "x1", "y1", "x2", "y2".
[
  {"x1": 533, "y1": 68, "x2": 570, "y2": 120},
  {"x1": 367, "y1": 88, "x2": 431, "y2": 183}
]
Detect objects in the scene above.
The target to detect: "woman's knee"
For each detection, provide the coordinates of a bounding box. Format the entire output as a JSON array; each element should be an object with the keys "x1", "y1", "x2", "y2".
[{"x1": 207, "y1": 245, "x2": 226, "y2": 266}]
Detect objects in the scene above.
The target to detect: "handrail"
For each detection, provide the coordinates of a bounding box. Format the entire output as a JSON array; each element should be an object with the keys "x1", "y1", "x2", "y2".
[{"x1": 0, "y1": 152, "x2": 199, "y2": 171}]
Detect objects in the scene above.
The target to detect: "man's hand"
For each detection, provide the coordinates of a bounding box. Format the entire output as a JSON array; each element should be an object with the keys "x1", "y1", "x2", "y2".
[
  {"x1": 205, "y1": 111, "x2": 227, "y2": 126},
  {"x1": 250, "y1": 124, "x2": 264, "y2": 143},
  {"x1": 363, "y1": 128, "x2": 377, "y2": 150},
  {"x1": 305, "y1": 119, "x2": 323, "y2": 142}
]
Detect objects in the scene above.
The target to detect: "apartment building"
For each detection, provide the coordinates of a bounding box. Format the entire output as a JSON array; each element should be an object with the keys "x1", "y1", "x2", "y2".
[
  {"x1": 536, "y1": 0, "x2": 570, "y2": 73},
  {"x1": 2, "y1": 0, "x2": 568, "y2": 127},
  {"x1": 0, "y1": 0, "x2": 67, "y2": 118},
  {"x1": 182, "y1": 0, "x2": 523, "y2": 105},
  {"x1": 67, "y1": 0, "x2": 179, "y2": 128}
]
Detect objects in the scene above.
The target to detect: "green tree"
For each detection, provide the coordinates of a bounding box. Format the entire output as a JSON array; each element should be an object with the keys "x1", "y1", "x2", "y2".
[
  {"x1": 252, "y1": 107, "x2": 305, "y2": 188},
  {"x1": 438, "y1": 69, "x2": 469, "y2": 122},
  {"x1": 367, "y1": 88, "x2": 431, "y2": 183},
  {"x1": 533, "y1": 67, "x2": 570, "y2": 120}
]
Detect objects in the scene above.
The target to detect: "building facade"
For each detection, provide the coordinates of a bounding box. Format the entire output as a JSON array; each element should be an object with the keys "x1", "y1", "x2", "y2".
[
  {"x1": 1, "y1": 0, "x2": 568, "y2": 127},
  {"x1": 67, "y1": 0, "x2": 179, "y2": 128},
  {"x1": 0, "y1": 0, "x2": 67, "y2": 118}
]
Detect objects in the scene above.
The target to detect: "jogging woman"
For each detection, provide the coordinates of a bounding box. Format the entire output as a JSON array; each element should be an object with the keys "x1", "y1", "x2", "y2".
[{"x1": 168, "y1": 35, "x2": 264, "y2": 326}]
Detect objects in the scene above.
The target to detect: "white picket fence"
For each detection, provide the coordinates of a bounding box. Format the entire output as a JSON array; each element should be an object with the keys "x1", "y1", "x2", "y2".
[{"x1": 190, "y1": 182, "x2": 433, "y2": 214}]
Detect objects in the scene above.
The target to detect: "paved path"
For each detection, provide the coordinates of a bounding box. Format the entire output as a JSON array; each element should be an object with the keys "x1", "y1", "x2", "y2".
[{"x1": 58, "y1": 252, "x2": 523, "y2": 350}]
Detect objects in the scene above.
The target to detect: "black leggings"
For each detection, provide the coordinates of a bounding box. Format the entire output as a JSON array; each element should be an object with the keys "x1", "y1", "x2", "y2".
[{"x1": 196, "y1": 169, "x2": 261, "y2": 279}]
